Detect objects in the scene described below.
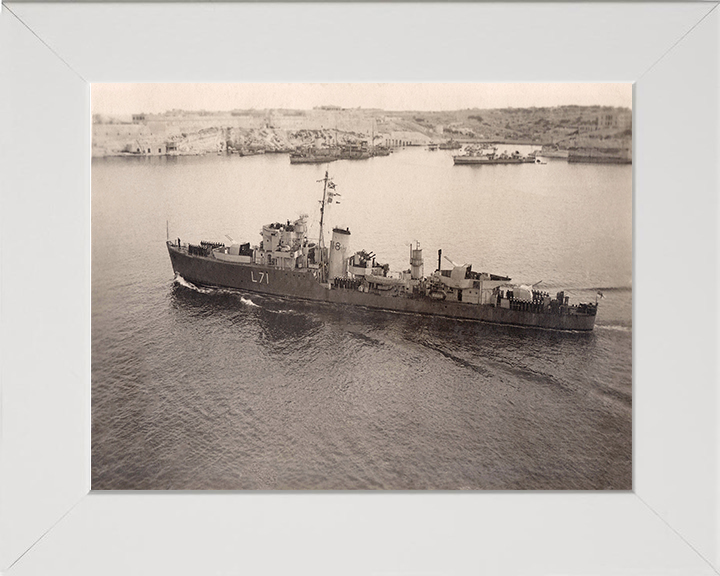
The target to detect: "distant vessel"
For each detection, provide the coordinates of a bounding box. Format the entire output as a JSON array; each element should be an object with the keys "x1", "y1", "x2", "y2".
[
  {"x1": 370, "y1": 145, "x2": 391, "y2": 157},
  {"x1": 289, "y1": 147, "x2": 339, "y2": 164},
  {"x1": 338, "y1": 142, "x2": 371, "y2": 161},
  {"x1": 454, "y1": 149, "x2": 535, "y2": 165},
  {"x1": 438, "y1": 139, "x2": 462, "y2": 150},
  {"x1": 167, "y1": 173, "x2": 598, "y2": 331},
  {"x1": 568, "y1": 147, "x2": 632, "y2": 164},
  {"x1": 369, "y1": 120, "x2": 391, "y2": 156},
  {"x1": 290, "y1": 143, "x2": 378, "y2": 163}
]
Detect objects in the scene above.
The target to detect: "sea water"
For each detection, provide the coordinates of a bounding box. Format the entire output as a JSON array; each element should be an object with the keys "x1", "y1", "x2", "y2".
[{"x1": 92, "y1": 148, "x2": 632, "y2": 490}]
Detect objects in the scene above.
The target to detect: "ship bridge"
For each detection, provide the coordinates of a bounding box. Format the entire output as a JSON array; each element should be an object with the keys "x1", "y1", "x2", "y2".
[{"x1": 256, "y1": 215, "x2": 312, "y2": 269}]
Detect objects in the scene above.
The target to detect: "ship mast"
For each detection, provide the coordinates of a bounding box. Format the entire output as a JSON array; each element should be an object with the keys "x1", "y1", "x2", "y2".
[
  {"x1": 318, "y1": 171, "x2": 329, "y2": 249},
  {"x1": 317, "y1": 171, "x2": 331, "y2": 282}
]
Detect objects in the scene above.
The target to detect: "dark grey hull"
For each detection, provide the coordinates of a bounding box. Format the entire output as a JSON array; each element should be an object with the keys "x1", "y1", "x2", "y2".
[
  {"x1": 289, "y1": 154, "x2": 338, "y2": 164},
  {"x1": 568, "y1": 155, "x2": 632, "y2": 164},
  {"x1": 168, "y1": 242, "x2": 596, "y2": 331},
  {"x1": 453, "y1": 157, "x2": 535, "y2": 165}
]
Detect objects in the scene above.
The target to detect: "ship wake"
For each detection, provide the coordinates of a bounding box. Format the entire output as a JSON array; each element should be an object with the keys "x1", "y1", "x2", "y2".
[
  {"x1": 174, "y1": 274, "x2": 213, "y2": 294},
  {"x1": 596, "y1": 324, "x2": 632, "y2": 333},
  {"x1": 173, "y1": 274, "x2": 260, "y2": 307}
]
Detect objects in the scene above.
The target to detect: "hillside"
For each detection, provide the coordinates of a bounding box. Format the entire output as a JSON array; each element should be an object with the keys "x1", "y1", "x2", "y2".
[{"x1": 92, "y1": 105, "x2": 631, "y2": 156}]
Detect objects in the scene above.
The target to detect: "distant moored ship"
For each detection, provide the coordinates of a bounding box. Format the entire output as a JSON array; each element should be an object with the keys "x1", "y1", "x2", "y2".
[
  {"x1": 289, "y1": 147, "x2": 339, "y2": 164},
  {"x1": 454, "y1": 148, "x2": 536, "y2": 165}
]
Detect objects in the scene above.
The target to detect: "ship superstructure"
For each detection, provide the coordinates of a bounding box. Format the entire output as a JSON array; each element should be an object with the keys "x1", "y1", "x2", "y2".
[{"x1": 167, "y1": 172, "x2": 598, "y2": 331}]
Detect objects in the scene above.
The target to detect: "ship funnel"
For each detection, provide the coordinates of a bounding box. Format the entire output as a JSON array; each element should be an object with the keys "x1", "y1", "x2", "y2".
[
  {"x1": 328, "y1": 227, "x2": 351, "y2": 281},
  {"x1": 410, "y1": 242, "x2": 423, "y2": 280}
]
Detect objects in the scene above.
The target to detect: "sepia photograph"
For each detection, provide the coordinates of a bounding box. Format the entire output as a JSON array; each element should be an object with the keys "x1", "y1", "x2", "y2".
[
  {"x1": 91, "y1": 83, "x2": 632, "y2": 490},
  {"x1": 6, "y1": 1, "x2": 720, "y2": 572}
]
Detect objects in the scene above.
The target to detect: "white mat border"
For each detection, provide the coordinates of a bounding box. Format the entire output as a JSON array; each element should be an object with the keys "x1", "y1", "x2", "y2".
[{"x1": 1, "y1": 3, "x2": 718, "y2": 574}]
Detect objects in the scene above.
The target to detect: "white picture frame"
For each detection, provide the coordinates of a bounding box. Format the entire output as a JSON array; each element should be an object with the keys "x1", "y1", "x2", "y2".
[{"x1": 0, "y1": 3, "x2": 718, "y2": 574}]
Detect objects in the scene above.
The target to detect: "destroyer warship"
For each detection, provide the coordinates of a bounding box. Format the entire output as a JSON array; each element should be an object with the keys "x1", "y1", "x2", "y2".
[{"x1": 167, "y1": 172, "x2": 598, "y2": 331}]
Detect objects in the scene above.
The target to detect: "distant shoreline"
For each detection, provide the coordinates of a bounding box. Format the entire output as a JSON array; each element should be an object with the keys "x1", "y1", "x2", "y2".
[{"x1": 93, "y1": 105, "x2": 631, "y2": 159}]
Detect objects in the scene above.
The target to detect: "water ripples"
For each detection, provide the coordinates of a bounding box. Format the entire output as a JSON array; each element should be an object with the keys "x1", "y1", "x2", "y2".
[{"x1": 92, "y1": 152, "x2": 632, "y2": 490}]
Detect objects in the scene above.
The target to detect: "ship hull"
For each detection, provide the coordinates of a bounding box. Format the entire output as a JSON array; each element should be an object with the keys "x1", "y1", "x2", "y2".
[
  {"x1": 168, "y1": 243, "x2": 596, "y2": 331},
  {"x1": 289, "y1": 155, "x2": 338, "y2": 164},
  {"x1": 539, "y1": 150, "x2": 569, "y2": 159},
  {"x1": 567, "y1": 155, "x2": 631, "y2": 164},
  {"x1": 453, "y1": 157, "x2": 534, "y2": 165}
]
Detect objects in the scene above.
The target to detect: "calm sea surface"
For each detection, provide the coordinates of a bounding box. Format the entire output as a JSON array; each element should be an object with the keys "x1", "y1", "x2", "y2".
[{"x1": 92, "y1": 148, "x2": 632, "y2": 490}]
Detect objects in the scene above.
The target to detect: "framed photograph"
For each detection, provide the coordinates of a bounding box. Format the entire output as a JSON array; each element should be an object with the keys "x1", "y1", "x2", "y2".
[
  {"x1": 1, "y1": 3, "x2": 718, "y2": 575},
  {"x1": 90, "y1": 81, "x2": 633, "y2": 493}
]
